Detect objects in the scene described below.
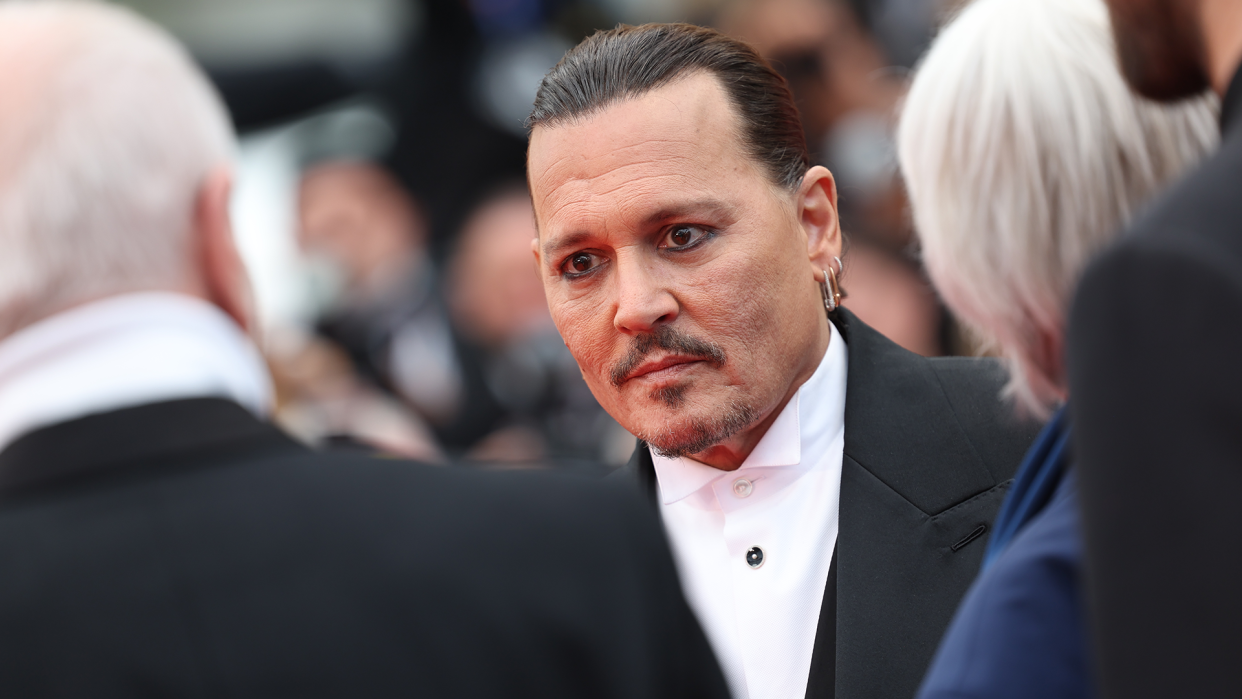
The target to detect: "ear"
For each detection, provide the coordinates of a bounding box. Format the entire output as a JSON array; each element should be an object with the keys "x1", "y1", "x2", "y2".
[
  {"x1": 194, "y1": 167, "x2": 255, "y2": 334},
  {"x1": 530, "y1": 236, "x2": 543, "y2": 273},
  {"x1": 798, "y1": 165, "x2": 843, "y2": 279}
]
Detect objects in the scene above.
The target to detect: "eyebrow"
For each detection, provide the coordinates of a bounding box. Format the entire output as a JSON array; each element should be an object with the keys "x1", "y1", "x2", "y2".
[
  {"x1": 639, "y1": 199, "x2": 736, "y2": 229},
  {"x1": 542, "y1": 231, "x2": 594, "y2": 260},
  {"x1": 541, "y1": 198, "x2": 737, "y2": 260}
]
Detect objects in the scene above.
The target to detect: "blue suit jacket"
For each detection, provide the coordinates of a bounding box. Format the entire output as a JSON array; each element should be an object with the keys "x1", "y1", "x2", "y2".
[{"x1": 917, "y1": 408, "x2": 1092, "y2": 699}]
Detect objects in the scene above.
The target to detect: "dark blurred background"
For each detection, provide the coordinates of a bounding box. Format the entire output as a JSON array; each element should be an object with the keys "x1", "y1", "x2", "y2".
[{"x1": 113, "y1": 0, "x2": 970, "y2": 468}]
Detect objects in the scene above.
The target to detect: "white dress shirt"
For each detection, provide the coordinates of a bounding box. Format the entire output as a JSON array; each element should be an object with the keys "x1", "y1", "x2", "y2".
[
  {"x1": 0, "y1": 292, "x2": 274, "y2": 454},
  {"x1": 652, "y1": 322, "x2": 847, "y2": 699}
]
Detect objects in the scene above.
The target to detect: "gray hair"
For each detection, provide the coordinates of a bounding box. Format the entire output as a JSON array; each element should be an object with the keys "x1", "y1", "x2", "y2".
[
  {"x1": 0, "y1": 0, "x2": 235, "y2": 336},
  {"x1": 897, "y1": 0, "x2": 1218, "y2": 417}
]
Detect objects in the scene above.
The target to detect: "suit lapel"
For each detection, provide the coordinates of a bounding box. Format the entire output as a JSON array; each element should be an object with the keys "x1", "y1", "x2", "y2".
[
  {"x1": 804, "y1": 549, "x2": 838, "y2": 698},
  {"x1": 828, "y1": 311, "x2": 1009, "y2": 699}
]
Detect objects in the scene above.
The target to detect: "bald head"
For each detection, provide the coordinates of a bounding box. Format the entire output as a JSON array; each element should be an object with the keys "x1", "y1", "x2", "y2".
[{"x1": 0, "y1": 1, "x2": 237, "y2": 335}]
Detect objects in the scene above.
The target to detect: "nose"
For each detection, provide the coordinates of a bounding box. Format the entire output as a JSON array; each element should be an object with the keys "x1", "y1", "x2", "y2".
[{"x1": 612, "y1": 257, "x2": 679, "y2": 334}]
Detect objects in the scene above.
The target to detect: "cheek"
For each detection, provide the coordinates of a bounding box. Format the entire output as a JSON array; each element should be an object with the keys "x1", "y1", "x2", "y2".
[
  {"x1": 548, "y1": 292, "x2": 617, "y2": 379},
  {"x1": 676, "y1": 243, "x2": 811, "y2": 400},
  {"x1": 683, "y1": 249, "x2": 789, "y2": 343}
]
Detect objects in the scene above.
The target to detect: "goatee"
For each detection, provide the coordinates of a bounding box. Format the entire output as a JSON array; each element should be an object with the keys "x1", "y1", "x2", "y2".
[
  {"x1": 612, "y1": 325, "x2": 755, "y2": 457},
  {"x1": 644, "y1": 400, "x2": 759, "y2": 459}
]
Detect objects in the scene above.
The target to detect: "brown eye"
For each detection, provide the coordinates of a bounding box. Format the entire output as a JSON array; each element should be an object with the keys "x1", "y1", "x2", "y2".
[
  {"x1": 663, "y1": 225, "x2": 709, "y2": 250},
  {"x1": 562, "y1": 252, "x2": 603, "y2": 278}
]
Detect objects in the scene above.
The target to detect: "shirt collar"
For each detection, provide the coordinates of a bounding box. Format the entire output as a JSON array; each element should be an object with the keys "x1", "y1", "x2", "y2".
[
  {"x1": 652, "y1": 321, "x2": 848, "y2": 505},
  {"x1": 0, "y1": 292, "x2": 274, "y2": 453}
]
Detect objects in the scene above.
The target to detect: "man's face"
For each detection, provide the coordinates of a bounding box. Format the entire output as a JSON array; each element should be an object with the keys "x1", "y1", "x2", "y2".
[
  {"x1": 529, "y1": 72, "x2": 836, "y2": 461},
  {"x1": 1105, "y1": 0, "x2": 1210, "y2": 100}
]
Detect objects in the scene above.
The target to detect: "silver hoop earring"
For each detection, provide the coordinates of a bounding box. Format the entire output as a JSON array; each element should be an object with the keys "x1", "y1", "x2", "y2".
[{"x1": 820, "y1": 267, "x2": 841, "y2": 313}]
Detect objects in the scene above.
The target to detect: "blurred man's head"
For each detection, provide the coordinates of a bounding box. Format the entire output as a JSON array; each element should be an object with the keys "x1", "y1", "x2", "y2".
[
  {"x1": 446, "y1": 187, "x2": 549, "y2": 348},
  {"x1": 0, "y1": 1, "x2": 245, "y2": 337},
  {"x1": 527, "y1": 24, "x2": 841, "y2": 468},
  {"x1": 1103, "y1": 0, "x2": 1211, "y2": 100},
  {"x1": 298, "y1": 161, "x2": 426, "y2": 298}
]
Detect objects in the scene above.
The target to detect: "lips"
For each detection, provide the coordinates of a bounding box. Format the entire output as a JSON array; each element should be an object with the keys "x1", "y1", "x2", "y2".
[
  {"x1": 608, "y1": 326, "x2": 727, "y2": 387},
  {"x1": 621, "y1": 355, "x2": 704, "y2": 384}
]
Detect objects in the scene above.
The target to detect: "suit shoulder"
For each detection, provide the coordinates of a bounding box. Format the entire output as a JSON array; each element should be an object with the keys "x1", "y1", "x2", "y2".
[
  {"x1": 0, "y1": 450, "x2": 721, "y2": 698},
  {"x1": 925, "y1": 355, "x2": 1011, "y2": 418},
  {"x1": 262, "y1": 450, "x2": 664, "y2": 547},
  {"x1": 1071, "y1": 184, "x2": 1242, "y2": 368},
  {"x1": 925, "y1": 356, "x2": 1043, "y2": 482},
  {"x1": 0, "y1": 451, "x2": 679, "y2": 639},
  {"x1": 1120, "y1": 130, "x2": 1242, "y2": 267},
  {"x1": 926, "y1": 355, "x2": 1008, "y2": 392}
]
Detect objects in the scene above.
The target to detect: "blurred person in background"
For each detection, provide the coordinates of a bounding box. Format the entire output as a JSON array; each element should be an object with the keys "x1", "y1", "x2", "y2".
[
  {"x1": 835, "y1": 238, "x2": 943, "y2": 357},
  {"x1": 442, "y1": 187, "x2": 548, "y2": 460},
  {"x1": 897, "y1": 0, "x2": 1217, "y2": 696},
  {"x1": 298, "y1": 160, "x2": 449, "y2": 416},
  {"x1": 528, "y1": 22, "x2": 1040, "y2": 699},
  {"x1": 715, "y1": 0, "x2": 906, "y2": 243},
  {"x1": 264, "y1": 327, "x2": 444, "y2": 461},
  {"x1": 442, "y1": 185, "x2": 629, "y2": 464},
  {"x1": 295, "y1": 167, "x2": 626, "y2": 465},
  {"x1": 0, "y1": 3, "x2": 732, "y2": 696},
  {"x1": 1065, "y1": 0, "x2": 1242, "y2": 696},
  {"x1": 290, "y1": 159, "x2": 453, "y2": 458},
  {"x1": 714, "y1": 0, "x2": 950, "y2": 357}
]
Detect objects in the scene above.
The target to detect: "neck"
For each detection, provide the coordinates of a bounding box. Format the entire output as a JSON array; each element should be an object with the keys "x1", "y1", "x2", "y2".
[
  {"x1": 689, "y1": 319, "x2": 833, "y2": 471},
  {"x1": 1201, "y1": 0, "x2": 1242, "y2": 94},
  {"x1": 0, "y1": 292, "x2": 273, "y2": 453}
]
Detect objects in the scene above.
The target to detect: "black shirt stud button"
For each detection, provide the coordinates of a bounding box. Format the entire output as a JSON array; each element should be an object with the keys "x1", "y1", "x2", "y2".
[{"x1": 746, "y1": 546, "x2": 765, "y2": 569}]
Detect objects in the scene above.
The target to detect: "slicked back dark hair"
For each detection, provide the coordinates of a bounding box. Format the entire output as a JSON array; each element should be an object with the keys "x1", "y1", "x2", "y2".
[{"x1": 527, "y1": 23, "x2": 810, "y2": 191}]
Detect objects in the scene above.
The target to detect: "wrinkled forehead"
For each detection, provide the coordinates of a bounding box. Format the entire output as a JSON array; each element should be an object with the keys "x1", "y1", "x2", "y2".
[{"x1": 527, "y1": 73, "x2": 765, "y2": 234}]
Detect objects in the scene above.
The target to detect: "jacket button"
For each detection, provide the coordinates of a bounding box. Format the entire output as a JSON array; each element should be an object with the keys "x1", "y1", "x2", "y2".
[
  {"x1": 732, "y1": 478, "x2": 754, "y2": 498},
  {"x1": 746, "y1": 546, "x2": 765, "y2": 569}
]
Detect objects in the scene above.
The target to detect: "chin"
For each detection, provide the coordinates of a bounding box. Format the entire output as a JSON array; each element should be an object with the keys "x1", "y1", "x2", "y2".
[
  {"x1": 1111, "y1": 7, "x2": 1211, "y2": 101},
  {"x1": 630, "y1": 398, "x2": 759, "y2": 460},
  {"x1": 1121, "y1": 55, "x2": 1211, "y2": 102}
]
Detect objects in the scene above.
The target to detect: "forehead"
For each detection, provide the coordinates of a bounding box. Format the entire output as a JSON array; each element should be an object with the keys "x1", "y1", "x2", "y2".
[{"x1": 528, "y1": 72, "x2": 767, "y2": 234}]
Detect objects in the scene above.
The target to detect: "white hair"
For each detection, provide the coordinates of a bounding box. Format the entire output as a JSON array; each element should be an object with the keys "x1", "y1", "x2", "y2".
[
  {"x1": 897, "y1": 0, "x2": 1218, "y2": 417},
  {"x1": 0, "y1": 0, "x2": 235, "y2": 336}
]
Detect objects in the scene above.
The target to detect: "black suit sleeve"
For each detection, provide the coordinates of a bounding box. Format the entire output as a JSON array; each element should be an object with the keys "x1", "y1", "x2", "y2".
[{"x1": 1068, "y1": 241, "x2": 1242, "y2": 699}]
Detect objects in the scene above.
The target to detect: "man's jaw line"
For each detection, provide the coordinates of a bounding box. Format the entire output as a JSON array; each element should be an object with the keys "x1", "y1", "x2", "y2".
[
  {"x1": 617, "y1": 375, "x2": 763, "y2": 470},
  {"x1": 643, "y1": 398, "x2": 762, "y2": 470},
  {"x1": 629, "y1": 371, "x2": 802, "y2": 470}
]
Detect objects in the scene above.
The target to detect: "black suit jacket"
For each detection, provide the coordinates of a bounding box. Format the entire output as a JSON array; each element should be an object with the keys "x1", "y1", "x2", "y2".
[
  {"x1": 0, "y1": 398, "x2": 729, "y2": 698},
  {"x1": 1066, "y1": 69, "x2": 1242, "y2": 699},
  {"x1": 622, "y1": 310, "x2": 1040, "y2": 699}
]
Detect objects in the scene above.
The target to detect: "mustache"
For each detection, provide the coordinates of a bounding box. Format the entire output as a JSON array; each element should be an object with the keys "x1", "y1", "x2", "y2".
[{"x1": 609, "y1": 326, "x2": 727, "y2": 387}]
